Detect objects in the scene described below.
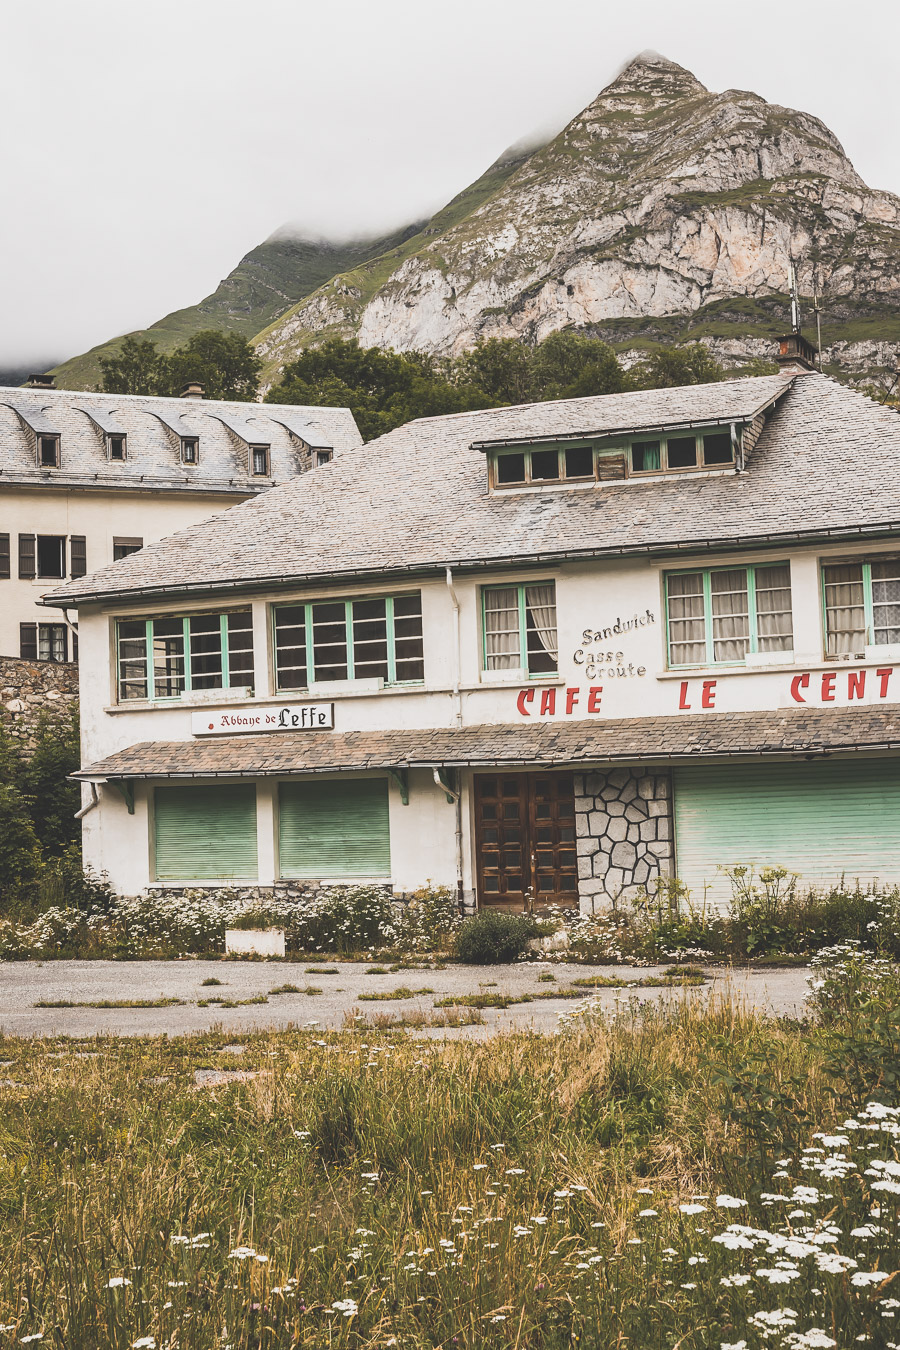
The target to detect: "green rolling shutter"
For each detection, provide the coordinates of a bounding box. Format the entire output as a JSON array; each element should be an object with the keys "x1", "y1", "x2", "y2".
[
  {"x1": 154, "y1": 784, "x2": 258, "y2": 881},
  {"x1": 674, "y1": 758, "x2": 900, "y2": 907},
  {"x1": 279, "y1": 778, "x2": 391, "y2": 880}
]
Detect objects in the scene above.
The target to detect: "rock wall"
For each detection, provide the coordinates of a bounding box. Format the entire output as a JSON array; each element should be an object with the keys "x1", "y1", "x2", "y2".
[
  {"x1": 575, "y1": 768, "x2": 673, "y2": 910},
  {"x1": 0, "y1": 656, "x2": 79, "y2": 751}
]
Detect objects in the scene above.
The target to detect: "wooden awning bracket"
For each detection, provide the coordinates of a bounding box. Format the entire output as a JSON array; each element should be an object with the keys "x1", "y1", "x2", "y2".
[
  {"x1": 108, "y1": 779, "x2": 135, "y2": 814},
  {"x1": 387, "y1": 768, "x2": 410, "y2": 805}
]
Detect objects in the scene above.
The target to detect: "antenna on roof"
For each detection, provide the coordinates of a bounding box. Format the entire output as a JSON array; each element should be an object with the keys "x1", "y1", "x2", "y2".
[
  {"x1": 812, "y1": 275, "x2": 824, "y2": 373},
  {"x1": 788, "y1": 259, "x2": 801, "y2": 334}
]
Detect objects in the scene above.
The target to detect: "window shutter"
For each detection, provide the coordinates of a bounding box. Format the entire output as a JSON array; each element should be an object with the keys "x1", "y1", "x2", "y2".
[
  {"x1": 154, "y1": 785, "x2": 258, "y2": 881},
  {"x1": 278, "y1": 779, "x2": 391, "y2": 879},
  {"x1": 18, "y1": 534, "x2": 35, "y2": 580},
  {"x1": 70, "y1": 535, "x2": 87, "y2": 578},
  {"x1": 0, "y1": 533, "x2": 9, "y2": 579},
  {"x1": 19, "y1": 623, "x2": 37, "y2": 660}
]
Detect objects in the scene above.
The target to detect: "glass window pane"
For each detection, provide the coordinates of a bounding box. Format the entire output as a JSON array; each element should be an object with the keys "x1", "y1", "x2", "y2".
[
  {"x1": 275, "y1": 605, "x2": 307, "y2": 689},
  {"x1": 755, "y1": 564, "x2": 793, "y2": 653},
  {"x1": 667, "y1": 573, "x2": 706, "y2": 665},
  {"x1": 525, "y1": 583, "x2": 557, "y2": 674},
  {"x1": 118, "y1": 620, "x2": 147, "y2": 700},
  {"x1": 872, "y1": 559, "x2": 900, "y2": 645},
  {"x1": 710, "y1": 569, "x2": 750, "y2": 661},
  {"x1": 632, "y1": 440, "x2": 661, "y2": 472},
  {"x1": 823, "y1": 563, "x2": 865, "y2": 656},
  {"x1": 152, "y1": 617, "x2": 185, "y2": 698},
  {"x1": 667, "y1": 436, "x2": 697, "y2": 469},
  {"x1": 495, "y1": 453, "x2": 526, "y2": 484},
  {"x1": 703, "y1": 433, "x2": 733, "y2": 465},
  {"x1": 352, "y1": 597, "x2": 389, "y2": 680},
  {"x1": 564, "y1": 445, "x2": 593, "y2": 478},
  {"x1": 38, "y1": 625, "x2": 66, "y2": 662},
  {"x1": 483, "y1": 587, "x2": 521, "y2": 669},
  {"x1": 392, "y1": 593, "x2": 424, "y2": 681},
  {"x1": 312, "y1": 601, "x2": 348, "y2": 681},
  {"x1": 227, "y1": 611, "x2": 254, "y2": 687},
  {"x1": 189, "y1": 613, "x2": 223, "y2": 690},
  {"x1": 530, "y1": 449, "x2": 560, "y2": 481}
]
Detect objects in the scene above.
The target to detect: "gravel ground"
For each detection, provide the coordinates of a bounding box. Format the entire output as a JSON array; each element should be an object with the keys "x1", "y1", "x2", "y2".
[{"x1": 0, "y1": 960, "x2": 812, "y2": 1039}]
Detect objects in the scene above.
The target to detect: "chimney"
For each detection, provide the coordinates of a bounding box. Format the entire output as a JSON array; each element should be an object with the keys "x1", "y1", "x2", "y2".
[
  {"x1": 25, "y1": 372, "x2": 55, "y2": 389},
  {"x1": 774, "y1": 331, "x2": 818, "y2": 374},
  {"x1": 180, "y1": 381, "x2": 205, "y2": 399}
]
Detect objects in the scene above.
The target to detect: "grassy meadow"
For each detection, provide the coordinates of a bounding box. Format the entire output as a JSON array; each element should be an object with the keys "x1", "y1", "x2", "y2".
[{"x1": 0, "y1": 989, "x2": 897, "y2": 1348}]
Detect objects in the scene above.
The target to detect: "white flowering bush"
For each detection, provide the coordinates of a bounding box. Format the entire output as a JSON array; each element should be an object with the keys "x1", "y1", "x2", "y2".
[
  {"x1": 0, "y1": 882, "x2": 460, "y2": 959},
  {"x1": 807, "y1": 940, "x2": 900, "y2": 1025}
]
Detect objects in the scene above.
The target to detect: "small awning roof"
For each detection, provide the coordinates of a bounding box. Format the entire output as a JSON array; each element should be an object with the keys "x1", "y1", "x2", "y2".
[
  {"x1": 1, "y1": 401, "x2": 60, "y2": 435},
  {"x1": 204, "y1": 411, "x2": 270, "y2": 446},
  {"x1": 73, "y1": 705, "x2": 900, "y2": 781},
  {"x1": 78, "y1": 405, "x2": 127, "y2": 436},
  {"x1": 145, "y1": 408, "x2": 193, "y2": 437},
  {"x1": 265, "y1": 411, "x2": 333, "y2": 449}
]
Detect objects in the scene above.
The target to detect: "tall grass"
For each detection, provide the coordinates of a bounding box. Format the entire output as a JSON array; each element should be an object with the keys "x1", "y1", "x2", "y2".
[{"x1": 0, "y1": 991, "x2": 895, "y2": 1346}]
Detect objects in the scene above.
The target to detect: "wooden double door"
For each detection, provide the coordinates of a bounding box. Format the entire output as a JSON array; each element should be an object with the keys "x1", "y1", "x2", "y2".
[{"x1": 474, "y1": 771, "x2": 578, "y2": 910}]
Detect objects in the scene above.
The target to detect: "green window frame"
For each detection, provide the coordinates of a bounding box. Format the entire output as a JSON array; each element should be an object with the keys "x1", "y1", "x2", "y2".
[
  {"x1": 482, "y1": 581, "x2": 557, "y2": 675},
  {"x1": 823, "y1": 557, "x2": 900, "y2": 656},
  {"x1": 272, "y1": 593, "x2": 424, "y2": 690},
  {"x1": 630, "y1": 429, "x2": 734, "y2": 474},
  {"x1": 115, "y1": 610, "x2": 254, "y2": 701},
  {"x1": 665, "y1": 563, "x2": 793, "y2": 668}
]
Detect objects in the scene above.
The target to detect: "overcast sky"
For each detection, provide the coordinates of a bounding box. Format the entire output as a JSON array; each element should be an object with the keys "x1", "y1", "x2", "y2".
[{"x1": 3, "y1": 0, "x2": 899, "y2": 369}]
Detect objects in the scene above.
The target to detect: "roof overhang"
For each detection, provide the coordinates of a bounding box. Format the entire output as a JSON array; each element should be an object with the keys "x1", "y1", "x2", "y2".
[
  {"x1": 38, "y1": 516, "x2": 900, "y2": 612},
  {"x1": 73, "y1": 705, "x2": 900, "y2": 782}
]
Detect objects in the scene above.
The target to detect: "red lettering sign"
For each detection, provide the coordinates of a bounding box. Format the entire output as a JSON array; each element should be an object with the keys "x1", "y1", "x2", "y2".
[
  {"x1": 516, "y1": 688, "x2": 534, "y2": 716},
  {"x1": 790, "y1": 673, "x2": 810, "y2": 703},
  {"x1": 701, "y1": 679, "x2": 717, "y2": 709},
  {"x1": 588, "y1": 686, "x2": 603, "y2": 712},
  {"x1": 539, "y1": 688, "x2": 556, "y2": 716}
]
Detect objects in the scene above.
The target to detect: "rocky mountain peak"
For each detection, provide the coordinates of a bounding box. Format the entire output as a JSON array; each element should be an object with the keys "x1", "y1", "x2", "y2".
[{"x1": 597, "y1": 52, "x2": 708, "y2": 102}]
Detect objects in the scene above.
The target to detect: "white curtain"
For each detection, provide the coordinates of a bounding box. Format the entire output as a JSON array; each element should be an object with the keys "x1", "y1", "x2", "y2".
[
  {"x1": 484, "y1": 588, "x2": 520, "y2": 669},
  {"x1": 824, "y1": 565, "x2": 865, "y2": 654},
  {"x1": 711, "y1": 569, "x2": 750, "y2": 662},
  {"x1": 526, "y1": 584, "x2": 558, "y2": 661}
]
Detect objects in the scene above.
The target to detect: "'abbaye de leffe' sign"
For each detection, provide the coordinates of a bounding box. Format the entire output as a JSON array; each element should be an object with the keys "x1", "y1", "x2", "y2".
[{"x1": 192, "y1": 704, "x2": 335, "y2": 737}]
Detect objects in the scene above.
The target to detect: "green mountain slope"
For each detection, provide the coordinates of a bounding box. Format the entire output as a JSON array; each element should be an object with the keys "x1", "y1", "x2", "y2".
[{"x1": 51, "y1": 225, "x2": 420, "y2": 390}]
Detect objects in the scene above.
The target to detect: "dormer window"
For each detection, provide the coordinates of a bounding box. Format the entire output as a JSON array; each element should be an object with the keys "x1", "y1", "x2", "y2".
[
  {"x1": 38, "y1": 434, "x2": 60, "y2": 468},
  {"x1": 492, "y1": 443, "x2": 605, "y2": 488},
  {"x1": 106, "y1": 434, "x2": 126, "y2": 461},
  {"x1": 629, "y1": 430, "x2": 734, "y2": 474},
  {"x1": 314, "y1": 449, "x2": 333, "y2": 467},
  {"x1": 486, "y1": 426, "x2": 736, "y2": 489},
  {"x1": 180, "y1": 437, "x2": 199, "y2": 465},
  {"x1": 250, "y1": 445, "x2": 270, "y2": 477}
]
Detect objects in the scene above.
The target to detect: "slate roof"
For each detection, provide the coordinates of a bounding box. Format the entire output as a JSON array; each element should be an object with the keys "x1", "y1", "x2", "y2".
[
  {"x1": 42, "y1": 371, "x2": 900, "y2": 609},
  {"x1": 74, "y1": 704, "x2": 900, "y2": 779},
  {"x1": 0, "y1": 386, "x2": 361, "y2": 495}
]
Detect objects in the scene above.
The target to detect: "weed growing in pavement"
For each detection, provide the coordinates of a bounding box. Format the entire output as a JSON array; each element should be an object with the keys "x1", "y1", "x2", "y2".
[
  {"x1": 34, "y1": 997, "x2": 184, "y2": 1009},
  {"x1": 357, "y1": 987, "x2": 435, "y2": 1002}
]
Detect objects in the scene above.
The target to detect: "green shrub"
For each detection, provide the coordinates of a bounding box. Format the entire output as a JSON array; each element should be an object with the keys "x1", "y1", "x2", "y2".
[
  {"x1": 453, "y1": 909, "x2": 539, "y2": 964},
  {"x1": 0, "y1": 783, "x2": 43, "y2": 903}
]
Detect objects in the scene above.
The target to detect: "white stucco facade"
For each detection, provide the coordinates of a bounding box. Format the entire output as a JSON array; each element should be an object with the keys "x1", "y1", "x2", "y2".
[{"x1": 70, "y1": 537, "x2": 900, "y2": 905}]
